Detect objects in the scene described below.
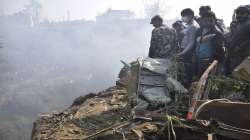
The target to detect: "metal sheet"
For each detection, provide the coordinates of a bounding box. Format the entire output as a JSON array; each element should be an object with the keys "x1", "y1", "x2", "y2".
[
  {"x1": 142, "y1": 58, "x2": 172, "y2": 75},
  {"x1": 141, "y1": 87, "x2": 171, "y2": 105},
  {"x1": 139, "y1": 75, "x2": 165, "y2": 86},
  {"x1": 196, "y1": 101, "x2": 250, "y2": 130}
]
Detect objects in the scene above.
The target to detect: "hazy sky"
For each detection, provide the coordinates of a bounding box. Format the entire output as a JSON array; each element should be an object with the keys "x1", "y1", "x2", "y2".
[{"x1": 1, "y1": 0, "x2": 250, "y2": 26}]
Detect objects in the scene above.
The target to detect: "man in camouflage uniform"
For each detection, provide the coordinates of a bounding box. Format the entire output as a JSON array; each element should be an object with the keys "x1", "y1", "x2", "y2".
[{"x1": 148, "y1": 15, "x2": 177, "y2": 58}]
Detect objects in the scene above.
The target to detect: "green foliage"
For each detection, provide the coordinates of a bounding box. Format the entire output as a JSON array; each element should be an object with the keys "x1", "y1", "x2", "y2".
[{"x1": 209, "y1": 76, "x2": 249, "y2": 98}]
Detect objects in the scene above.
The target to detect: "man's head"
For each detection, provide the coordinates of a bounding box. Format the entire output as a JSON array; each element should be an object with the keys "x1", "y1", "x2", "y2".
[
  {"x1": 199, "y1": 6, "x2": 211, "y2": 17},
  {"x1": 172, "y1": 21, "x2": 184, "y2": 32},
  {"x1": 235, "y1": 5, "x2": 250, "y2": 23},
  {"x1": 150, "y1": 15, "x2": 163, "y2": 27},
  {"x1": 200, "y1": 11, "x2": 216, "y2": 28},
  {"x1": 181, "y1": 8, "x2": 194, "y2": 23}
]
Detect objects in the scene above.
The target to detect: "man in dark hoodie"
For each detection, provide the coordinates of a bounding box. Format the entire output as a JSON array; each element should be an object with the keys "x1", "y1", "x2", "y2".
[
  {"x1": 228, "y1": 5, "x2": 250, "y2": 72},
  {"x1": 194, "y1": 11, "x2": 224, "y2": 76},
  {"x1": 197, "y1": 5, "x2": 226, "y2": 33}
]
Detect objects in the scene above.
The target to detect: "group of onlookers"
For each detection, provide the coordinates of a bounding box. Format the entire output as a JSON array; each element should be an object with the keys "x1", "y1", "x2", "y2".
[{"x1": 148, "y1": 5, "x2": 250, "y2": 87}]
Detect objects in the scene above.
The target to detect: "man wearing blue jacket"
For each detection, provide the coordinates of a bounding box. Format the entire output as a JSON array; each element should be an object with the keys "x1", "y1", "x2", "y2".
[{"x1": 195, "y1": 11, "x2": 224, "y2": 76}]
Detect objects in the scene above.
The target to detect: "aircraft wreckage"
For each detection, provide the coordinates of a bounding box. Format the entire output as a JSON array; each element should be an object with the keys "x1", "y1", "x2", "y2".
[{"x1": 31, "y1": 56, "x2": 250, "y2": 140}]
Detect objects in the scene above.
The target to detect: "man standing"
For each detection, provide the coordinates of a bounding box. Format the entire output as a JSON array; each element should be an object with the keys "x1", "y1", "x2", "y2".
[
  {"x1": 178, "y1": 8, "x2": 199, "y2": 60},
  {"x1": 197, "y1": 6, "x2": 225, "y2": 33},
  {"x1": 224, "y1": 21, "x2": 237, "y2": 75},
  {"x1": 177, "y1": 8, "x2": 199, "y2": 86},
  {"x1": 172, "y1": 20, "x2": 185, "y2": 49},
  {"x1": 148, "y1": 15, "x2": 177, "y2": 58},
  {"x1": 229, "y1": 5, "x2": 250, "y2": 71},
  {"x1": 195, "y1": 11, "x2": 224, "y2": 76}
]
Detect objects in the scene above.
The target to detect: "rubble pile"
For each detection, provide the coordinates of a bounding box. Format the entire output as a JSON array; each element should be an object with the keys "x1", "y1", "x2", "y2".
[
  {"x1": 31, "y1": 57, "x2": 250, "y2": 140},
  {"x1": 31, "y1": 86, "x2": 132, "y2": 140}
]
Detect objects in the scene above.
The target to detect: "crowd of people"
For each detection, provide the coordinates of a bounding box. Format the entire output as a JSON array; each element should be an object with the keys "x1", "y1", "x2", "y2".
[{"x1": 148, "y1": 5, "x2": 250, "y2": 87}]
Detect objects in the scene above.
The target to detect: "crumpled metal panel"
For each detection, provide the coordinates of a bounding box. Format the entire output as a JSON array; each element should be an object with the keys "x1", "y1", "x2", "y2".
[
  {"x1": 142, "y1": 58, "x2": 171, "y2": 75},
  {"x1": 166, "y1": 77, "x2": 188, "y2": 93},
  {"x1": 135, "y1": 57, "x2": 184, "y2": 107},
  {"x1": 139, "y1": 75, "x2": 165, "y2": 86},
  {"x1": 197, "y1": 101, "x2": 250, "y2": 130},
  {"x1": 141, "y1": 87, "x2": 171, "y2": 105},
  {"x1": 140, "y1": 69, "x2": 162, "y2": 76}
]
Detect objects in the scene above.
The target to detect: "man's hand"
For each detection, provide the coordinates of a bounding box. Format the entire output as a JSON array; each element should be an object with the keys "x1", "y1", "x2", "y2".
[
  {"x1": 233, "y1": 46, "x2": 241, "y2": 53},
  {"x1": 196, "y1": 34, "x2": 216, "y2": 43},
  {"x1": 176, "y1": 52, "x2": 184, "y2": 60},
  {"x1": 202, "y1": 34, "x2": 215, "y2": 42}
]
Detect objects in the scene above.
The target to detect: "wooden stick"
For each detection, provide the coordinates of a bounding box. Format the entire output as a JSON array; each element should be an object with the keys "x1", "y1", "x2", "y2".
[
  {"x1": 82, "y1": 121, "x2": 131, "y2": 140},
  {"x1": 131, "y1": 129, "x2": 144, "y2": 140},
  {"x1": 187, "y1": 60, "x2": 218, "y2": 120}
]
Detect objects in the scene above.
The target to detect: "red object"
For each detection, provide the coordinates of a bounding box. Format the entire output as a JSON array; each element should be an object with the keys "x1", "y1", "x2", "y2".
[
  {"x1": 186, "y1": 60, "x2": 218, "y2": 120},
  {"x1": 187, "y1": 112, "x2": 193, "y2": 120}
]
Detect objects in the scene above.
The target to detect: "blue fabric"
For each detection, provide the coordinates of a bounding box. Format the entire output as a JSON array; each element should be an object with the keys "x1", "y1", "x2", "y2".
[{"x1": 196, "y1": 41, "x2": 213, "y2": 59}]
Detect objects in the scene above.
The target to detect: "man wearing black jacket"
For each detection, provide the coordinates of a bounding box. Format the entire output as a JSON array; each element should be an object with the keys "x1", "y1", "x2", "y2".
[
  {"x1": 228, "y1": 6, "x2": 250, "y2": 72},
  {"x1": 194, "y1": 11, "x2": 224, "y2": 76}
]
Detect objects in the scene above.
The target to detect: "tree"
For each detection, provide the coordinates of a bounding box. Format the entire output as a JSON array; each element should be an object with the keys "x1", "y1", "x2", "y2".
[{"x1": 143, "y1": 0, "x2": 169, "y2": 19}]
